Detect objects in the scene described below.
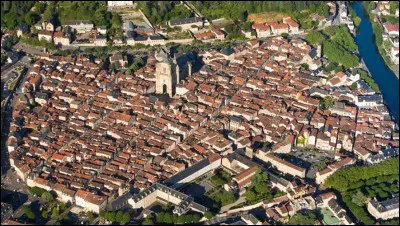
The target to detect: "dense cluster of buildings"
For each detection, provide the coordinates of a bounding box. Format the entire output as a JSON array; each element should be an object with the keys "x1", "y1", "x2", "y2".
[
  {"x1": 251, "y1": 17, "x2": 300, "y2": 38},
  {"x1": 338, "y1": 1, "x2": 355, "y2": 33},
  {"x1": 375, "y1": 1, "x2": 399, "y2": 65},
  {"x1": 5, "y1": 32, "x2": 399, "y2": 216}
]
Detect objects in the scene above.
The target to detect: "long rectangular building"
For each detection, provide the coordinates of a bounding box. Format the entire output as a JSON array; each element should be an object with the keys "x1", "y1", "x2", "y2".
[
  {"x1": 164, "y1": 153, "x2": 221, "y2": 189},
  {"x1": 127, "y1": 183, "x2": 207, "y2": 215},
  {"x1": 255, "y1": 151, "x2": 306, "y2": 178}
]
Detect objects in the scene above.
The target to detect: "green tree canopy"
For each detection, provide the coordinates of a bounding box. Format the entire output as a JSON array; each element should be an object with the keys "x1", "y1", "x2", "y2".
[
  {"x1": 87, "y1": 211, "x2": 94, "y2": 222},
  {"x1": 352, "y1": 190, "x2": 368, "y2": 206},
  {"x1": 288, "y1": 213, "x2": 316, "y2": 225},
  {"x1": 324, "y1": 158, "x2": 399, "y2": 192},
  {"x1": 41, "y1": 191, "x2": 54, "y2": 203},
  {"x1": 52, "y1": 207, "x2": 59, "y2": 218},
  {"x1": 116, "y1": 211, "x2": 124, "y2": 223},
  {"x1": 122, "y1": 212, "x2": 131, "y2": 224},
  {"x1": 305, "y1": 30, "x2": 326, "y2": 45},
  {"x1": 22, "y1": 205, "x2": 35, "y2": 220},
  {"x1": 105, "y1": 212, "x2": 116, "y2": 222},
  {"x1": 142, "y1": 216, "x2": 154, "y2": 225}
]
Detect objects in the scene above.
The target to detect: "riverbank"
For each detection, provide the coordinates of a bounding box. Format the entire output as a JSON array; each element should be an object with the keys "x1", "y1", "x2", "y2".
[
  {"x1": 351, "y1": 1, "x2": 399, "y2": 123},
  {"x1": 360, "y1": 2, "x2": 399, "y2": 78}
]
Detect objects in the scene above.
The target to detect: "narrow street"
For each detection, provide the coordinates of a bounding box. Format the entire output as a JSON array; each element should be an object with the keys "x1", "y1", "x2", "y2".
[{"x1": 219, "y1": 196, "x2": 246, "y2": 213}]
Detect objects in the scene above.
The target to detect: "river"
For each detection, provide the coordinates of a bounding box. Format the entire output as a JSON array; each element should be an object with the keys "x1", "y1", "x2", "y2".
[{"x1": 351, "y1": 2, "x2": 399, "y2": 123}]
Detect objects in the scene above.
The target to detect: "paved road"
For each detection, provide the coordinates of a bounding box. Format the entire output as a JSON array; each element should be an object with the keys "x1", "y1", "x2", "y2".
[
  {"x1": 1, "y1": 55, "x2": 30, "y2": 81},
  {"x1": 220, "y1": 196, "x2": 246, "y2": 213}
]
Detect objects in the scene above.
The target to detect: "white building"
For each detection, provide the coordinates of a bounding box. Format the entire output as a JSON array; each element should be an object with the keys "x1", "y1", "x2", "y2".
[
  {"x1": 75, "y1": 189, "x2": 108, "y2": 213},
  {"x1": 65, "y1": 20, "x2": 94, "y2": 33},
  {"x1": 128, "y1": 183, "x2": 207, "y2": 215},
  {"x1": 38, "y1": 30, "x2": 53, "y2": 43},
  {"x1": 355, "y1": 94, "x2": 384, "y2": 109},
  {"x1": 367, "y1": 194, "x2": 399, "y2": 220},
  {"x1": 107, "y1": 1, "x2": 134, "y2": 8}
]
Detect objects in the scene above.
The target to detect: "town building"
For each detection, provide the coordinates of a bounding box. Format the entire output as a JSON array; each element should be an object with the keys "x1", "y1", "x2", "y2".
[
  {"x1": 164, "y1": 153, "x2": 221, "y2": 189},
  {"x1": 65, "y1": 20, "x2": 94, "y2": 33},
  {"x1": 256, "y1": 151, "x2": 306, "y2": 178},
  {"x1": 168, "y1": 17, "x2": 204, "y2": 31},
  {"x1": 16, "y1": 22, "x2": 29, "y2": 38},
  {"x1": 38, "y1": 30, "x2": 53, "y2": 43},
  {"x1": 367, "y1": 193, "x2": 399, "y2": 220},
  {"x1": 75, "y1": 189, "x2": 108, "y2": 213},
  {"x1": 128, "y1": 183, "x2": 207, "y2": 215},
  {"x1": 367, "y1": 148, "x2": 399, "y2": 165},
  {"x1": 355, "y1": 94, "x2": 384, "y2": 108},
  {"x1": 109, "y1": 53, "x2": 129, "y2": 69},
  {"x1": 107, "y1": 1, "x2": 134, "y2": 9}
]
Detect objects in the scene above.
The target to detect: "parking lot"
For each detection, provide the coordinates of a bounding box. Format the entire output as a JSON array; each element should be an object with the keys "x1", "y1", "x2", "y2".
[{"x1": 278, "y1": 149, "x2": 335, "y2": 178}]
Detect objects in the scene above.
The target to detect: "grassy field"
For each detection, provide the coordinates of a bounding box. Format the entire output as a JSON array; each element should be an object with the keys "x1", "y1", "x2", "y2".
[{"x1": 247, "y1": 11, "x2": 288, "y2": 23}]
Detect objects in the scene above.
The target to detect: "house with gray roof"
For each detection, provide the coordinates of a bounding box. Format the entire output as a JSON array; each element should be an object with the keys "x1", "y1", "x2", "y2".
[
  {"x1": 367, "y1": 193, "x2": 399, "y2": 220},
  {"x1": 356, "y1": 94, "x2": 383, "y2": 109},
  {"x1": 168, "y1": 17, "x2": 203, "y2": 31},
  {"x1": 367, "y1": 148, "x2": 399, "y2": 165}
]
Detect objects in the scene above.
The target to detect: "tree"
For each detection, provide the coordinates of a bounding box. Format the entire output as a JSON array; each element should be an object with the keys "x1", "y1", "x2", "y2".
[
  {"x1": 142, "y1": 216, "x2": 154, "y2": 225},
  {"x1": 185, "y1": 214, "x2": 193, "y2": 223},
  {"x1": 288, "y1": 212, "x2": 316, "y2": 225},
  {"x1": 99, "y1": 210, "x2": 106, "y2": 218},
  {"x1": 237, "y1": 10, "x2": 248, "y2": 22},
  {"x1": 389, "y1": 1, "x2": 399, "y2": 15},
  {"x1": 177, "y1": 215, "x2": 186, "y2": 224},
  {"x1": 156, "y1": 212, "x2": 165, "y2": 223},
  {"x1": 105, "y1": 212, "x2": 116, "y2": 222},
  {"x1": 322, "y1": 40, "x2": 359, "y2": 69},
  {"x1": 319, "y1": 96, "x2": 335, "y2": 110},
  {"x1": 24, "y1": 13, "x2": 35, "y2": 26},
  {"x1": 87, "y1": 211, "x2": 94, "y2": 222},
  {"x1": 42, "y1": 2, "x2": 55, "y2": 22},
  {"x1": 245, "y1": 168, "x2": 270, "y2": 202},
  {"x1": 350, "y1": 82, "x2": 358, "y2": 90},
  {"x1": 41, "y1": 191, "x2": 54, "y2": 203},
  {"x1": 42, "y1": 210, "x2": 49, "y2": 219},
  {"x1": 352, "y1": 190, "x2": 368, "y2": 206},
  {"x1": 163, "y1": 213, "x2": 173, "y2": 224},
  {"x1": 34, "y1": 2, "x2": 46, "y2": 12},
  {"x1": 193, "y1": 214, "x2": 201, "y2": 223},
  {"x1": 301, "y1": 63, "x2": 309, "y2": 71},
  {"x1": 368, "y1": 2, "x2": 377, "y2": 10},
  {"x1": 23, "y1": 205, "x2": 35, "y2": 220},
  {"x1": 52, "y1": 207, "x2": 59, "y2": 218},
  {"x1": 324, "y1": 158, "x2": 399, "y2": 192},
  {"x1": 305, "y1": 30, "x2": 325, "y2": 45},
  {"x1": 116, "y1": 211, "x2": 124, "y2": 223},
  {"x1": 122, "y1": 212, "x2": 131, "y2": 224},
  {"x1": 245, "y1": 189, "x2": 257, "y2": 202}
]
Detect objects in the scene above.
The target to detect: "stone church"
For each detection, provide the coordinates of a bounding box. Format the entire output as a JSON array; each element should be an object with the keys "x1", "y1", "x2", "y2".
[{"x1": 155, "y1": 46, "x2": 193, "y2": 97}]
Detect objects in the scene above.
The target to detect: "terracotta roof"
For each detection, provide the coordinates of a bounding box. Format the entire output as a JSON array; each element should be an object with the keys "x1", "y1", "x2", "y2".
[
  {"x1": 208, "y1": 153, "x2": 221, "y2": 163},
  {"x1": 270, "y1": 23, "x2": 288, "y2": 30},
  {"x1": 385, "y1": 23, "x2": 399, "y2": 33},
  {"x1": 252, "y1": 23, "x2": 270, "y2": 31}
]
